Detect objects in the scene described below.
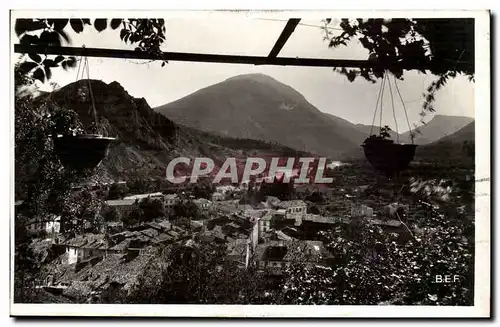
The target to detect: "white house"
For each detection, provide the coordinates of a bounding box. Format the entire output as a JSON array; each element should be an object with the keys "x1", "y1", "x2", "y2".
[
  {"x1": 45, "y1": 216, "x2": 61, "y2": 235},
  {"x1": 211, "y1": 192, "x2": 225, "y2": 202},
  {"x1": 258, "y1": 211, "x2": 273, "y2": 235},
  {"x1": 164, "y1": 193, "x2": 179, "y2": 209},
  {"x1": 123, "y1": 192, "x2": 164, "y2": 201},
  {"x1": 275, "y1": 200, "x2": 307, "y2": 225},
  {"x1": 63, "y1": 234, "x2": 107, "y2": 264},
  {"x1": 193, "y1": 198, "x2": 212, "y2": 211},
  {"x1": 106, "y1": 199, "x2": 137, "y2": 216},
  {"x1": 25, "y1": 214, "x2": 61, "y2": 236}
]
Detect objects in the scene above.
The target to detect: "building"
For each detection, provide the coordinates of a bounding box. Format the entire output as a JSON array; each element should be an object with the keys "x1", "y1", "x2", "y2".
[
  {"x1": 351, "y1": 204, "x2": 374, "y2": 218},
  {"x1": 301, "y1": 214, "x2": 336, "y2": 230},
  {"x1": 45, "y1": 215, "x2": 61, "y2": 235},
  {"x1": 215, "y1": 185, "x2": 238, "y2": 194},
  {"x1": 211, "y1": 192, "x2": 225, "y2": 201},
  {"x1": 123, "y1": 192, "x2": 164, "y2": 201},
  {"x1": 106, "y1": 199, "x2": 137, "y2": 216},
  {"x1": 265, "y1": 196, "x2": 281, "y2": 208},
  {"x1": 101, "y1": 221, "x2": 124, "y2": 234},
  {"x1": 25, "y1": 214, "x2": 61, "y2": 236},
  {"x1": 258, "y1": 211, "x2": 273, "y2": 235},
  {"x1": 254, "y1": 240, "x2": 333, "y2": 273},
  {"x1": 275, "y1": 200, "x2": 307, "y2": 224},
  {"x1": 226, "y1": 239, "x2": 252, "y2": 268},
  {"x1": 62, "y1": 234, "x2": 108, "y2": 264},
  {"x1": 193, "y1": 198, "x2": 212, "y2": 211},
  {"x1": 164, "y1": 193, "x2": 179, "y2": 210}
]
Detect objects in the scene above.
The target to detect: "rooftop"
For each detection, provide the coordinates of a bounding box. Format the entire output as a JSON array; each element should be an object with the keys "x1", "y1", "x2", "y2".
[
  {"x1": 123, "y1": 192, "x2": 164, "y2": 200},
  {"x1": 276, "y1": 200, "x2": 307, "y2": 209},
  {"x1": 106, "y1": 199, "x2": 136, "y2": 206},
  {"x1": 193, "y1": 198, "x2": 212, "y2": 205},
  {"x1": 63, "y1": 234, "x2": 106, "y2": 248},
  {"x1": 303, "y1": 214, "x2": 336, "y2": 225},
  {"x1": 164, "y1": 193, "x2": 179, "y2": 200}
]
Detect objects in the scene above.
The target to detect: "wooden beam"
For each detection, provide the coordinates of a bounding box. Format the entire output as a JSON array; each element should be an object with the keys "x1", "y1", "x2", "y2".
[
  {"x1": 14, "y1": 44, "x2": 468, "y2": 71},
  {"x1": 268, "y1": 18, "x2": 301, "y2": 58}
]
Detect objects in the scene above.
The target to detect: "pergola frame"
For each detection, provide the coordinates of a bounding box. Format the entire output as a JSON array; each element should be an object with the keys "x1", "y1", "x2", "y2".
[{"x1": 13, "y1": 18, "x2": 471, "y2": 71}]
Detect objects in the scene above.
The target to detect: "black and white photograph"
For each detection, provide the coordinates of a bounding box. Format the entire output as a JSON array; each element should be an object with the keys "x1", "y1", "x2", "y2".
[{"x1": 9, "y1": 10, "x2": 490, "y2": 317}]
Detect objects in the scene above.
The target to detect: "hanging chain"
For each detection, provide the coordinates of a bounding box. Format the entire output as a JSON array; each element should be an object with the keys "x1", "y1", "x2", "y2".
[
  {"x1": 378, "y1": 72, "x2": 387, "y2": 135},
  {"x1": 387, "y1": 76, "x2": 400, "y2": 143},
  {"x1": 369, "y1": 71, "x2": 414, "y2": 145},
  {"x1": 370, "y1": 72, "x2": 387, "y2": 137},
  {"x1": 74, "y1": 45, "x2": 99, "y2": 132},
  {"x1": 84, "y1": 55, "x2": 98, "y2": 129},
  {"x1": 393, "y1": 76, "x2": 414, "y2": 145}
]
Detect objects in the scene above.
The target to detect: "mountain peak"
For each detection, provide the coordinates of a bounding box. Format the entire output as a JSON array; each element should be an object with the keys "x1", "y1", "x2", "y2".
[
  {"x1": 224, "y1": 73, "x2": 279, "y2": 84},
  {"x1": 156, "y1": 74, "x2": 368, "y2": 158}
]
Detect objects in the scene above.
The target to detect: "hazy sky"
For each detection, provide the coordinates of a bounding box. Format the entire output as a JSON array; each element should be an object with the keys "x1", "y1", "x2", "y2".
[{"x1": 16, "y1": 15, "x2": 475, "y2": 132}]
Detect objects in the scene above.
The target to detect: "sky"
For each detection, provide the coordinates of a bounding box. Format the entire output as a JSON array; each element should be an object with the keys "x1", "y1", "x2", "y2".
[{"x1": 15, "y1": 15, "x2": 475, "y2": 133}]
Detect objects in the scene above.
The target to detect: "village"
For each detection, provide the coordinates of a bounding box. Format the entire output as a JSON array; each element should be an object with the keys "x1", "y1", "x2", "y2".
[{"x1": 15, "y1": 161, "x2": 455, "y2": 304}]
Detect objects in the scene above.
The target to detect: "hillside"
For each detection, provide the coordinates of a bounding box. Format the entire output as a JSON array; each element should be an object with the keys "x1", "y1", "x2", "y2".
[
  {"x1": 156, "y1": 73, "x2": 368, "y2": 159},
  {"x1": 23, "y1": 80, "x2": 312, "y2": 183},
  {"x1": 415, "y1": 122, "x2": 475, "y2": 166},
  {"x1": 400, "y1": 114, "x2": 474, "y2": 144}
]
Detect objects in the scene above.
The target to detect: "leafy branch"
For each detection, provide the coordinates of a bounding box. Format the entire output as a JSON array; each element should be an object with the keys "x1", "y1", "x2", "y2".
[
  {"x1": 321, "y1": 18, "x2": 475, "y2": 130},
  {"x1": 14, "y1": 18, "x2": 168, "y2": 83}
]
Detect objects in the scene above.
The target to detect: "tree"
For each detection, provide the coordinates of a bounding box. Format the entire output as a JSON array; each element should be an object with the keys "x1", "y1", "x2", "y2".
[
  {"x1": 192, "y1": 180, "x2": 216, "y2": 200},
  {"x1": 258, "y1": 174, "x2": 295, "y2": 201},
  {"x1": 171, "y1": 200, "x2": 199, "y2": 221},
  {"x1": 59, "y1": 188, "x2": 104, "y2": 235},
  {"x1": 138, "y1": 197, "x2": 165, "y2": 221},
  {"x1": 322, "y1": 18, "x2": 474, "y2": 122},
  {"x1": 107, "y1": 183, "x2": 129, "y2": 200},
  {"x1": 13, "y1": 18, "x2": 168, "y2": 303},
  {"x1": 278, "y1": 202, "x2": 474, "y2": 305},
  {"x1": 14, "y1": 61, "x2": 104, "y2": 301},
  {"x1": 102, "y1": 205, "x2": 120, "y2": 222},
  {"x1": 122, "y1": 204, "x2": 142, "y2": 228},
  {"x1": 127, "y1": 242, "x2": 269, "y2": 304},
  {"x1": 14, "y1": 18, "x2": 167, "y2": 83}
]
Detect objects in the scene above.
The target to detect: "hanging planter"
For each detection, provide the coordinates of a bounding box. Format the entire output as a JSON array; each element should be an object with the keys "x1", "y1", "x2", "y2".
[
  {"x1": 54, "y1": 134, "x2": 116, "y2": 171},
  {"x1": 362, "y1": 136, "x2": 417, "y2": 177},
  {"x1": 361, "y1": 72, "x2": 419, "y2": 177},
  {"x1": 51, "y1": 54, "x2": 118, "y2": 171}
]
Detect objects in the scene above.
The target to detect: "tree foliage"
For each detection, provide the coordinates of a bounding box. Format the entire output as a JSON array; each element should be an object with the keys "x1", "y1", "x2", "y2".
[
  {"x1": 15, "y1": 63, "x2": 96, "y2": 230},
  {"x1": 14, "y1": 62, "x2": 104, "y2": 301},
  {"x1": 278, "y1": 202, "x2": 474, "y2": 305},
  {"x1": 14, "y1": 18, "x2": 167, "y2": 83},
  {"x1": 107, "y1": 182, "x2": 130, "y2": 200},
  {"x1": 258, "y1": 174, "x2": 295, "y2": 201},
  {"x1": 322, "y1": 18, "x2": 475, "y2": 122},
  {"x1": 126, "y1": 243, "x2": 270, "y2": 304},
  {"x1": 171, "y1": 200, "x2": 199, "y2": 221}
]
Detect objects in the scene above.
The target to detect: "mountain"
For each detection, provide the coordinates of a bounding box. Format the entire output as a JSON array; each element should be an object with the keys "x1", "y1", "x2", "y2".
[
  {"x1": 23, "y1": 79, "x2": 312, "y2": 183},
  {"x1": 415, "y1": 122, "x2": 475, "y2": 165},
  {"x1": 428, "y1": 121, "x2": 475, "y2": 144},
  {"x1": 400, "y1": 114, "x2": 474, "y2": 144},
  {"x1": 156, "y1": 73, "x2": 368, "y2": 159}
]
